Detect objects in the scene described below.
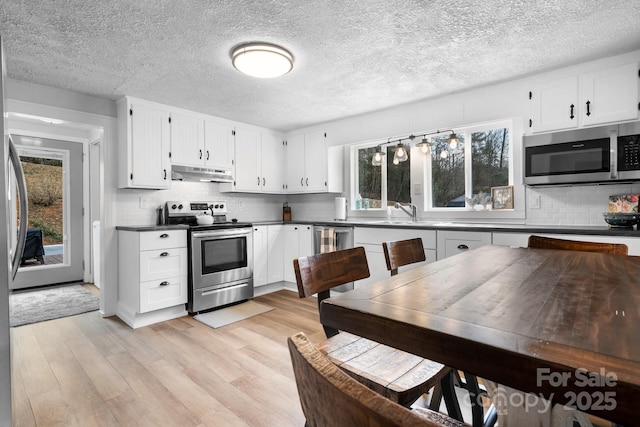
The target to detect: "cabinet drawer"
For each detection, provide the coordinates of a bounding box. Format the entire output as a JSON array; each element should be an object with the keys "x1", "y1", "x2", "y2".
[
  {"x1": 140, "y1": 248, "x2": 187, "y2": 282},
  {"x1": 354, "y1": 227, "x2": 436, "y2": 249},
  {"x1": 437, "y1": 231, "x2": 492, "y2": 260},
  {"x1": 139, "y1": 275, "x2": 187, "y2": 313},
  {"x1": 139, "y1": 230, "x2": 186, "y2": 251}
]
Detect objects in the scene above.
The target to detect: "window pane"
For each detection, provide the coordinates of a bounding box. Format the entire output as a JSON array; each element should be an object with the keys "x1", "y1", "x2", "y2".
[
  {"x1": 357, "y1": 147, "x2": 382, "y2": 208},
  {"x1": 431, "y1": 135, "x2": 465, "y2": 207},
  {"x1": 386, "y1": 146, "x2": 410, "y2": 207},
  {"x1": 471, "y1": 128, "x2": 510, "y2": 196}
]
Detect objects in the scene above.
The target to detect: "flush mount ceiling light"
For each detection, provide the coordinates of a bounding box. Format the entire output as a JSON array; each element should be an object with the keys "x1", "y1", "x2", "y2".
[{"x1": 231, "y1": 42, "x2": 294, "y2": 78}]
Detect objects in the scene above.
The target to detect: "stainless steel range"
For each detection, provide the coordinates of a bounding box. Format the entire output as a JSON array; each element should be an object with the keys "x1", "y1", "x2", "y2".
[{"x1": 165, "y1": 201, "x2": 253, "y2": 315}]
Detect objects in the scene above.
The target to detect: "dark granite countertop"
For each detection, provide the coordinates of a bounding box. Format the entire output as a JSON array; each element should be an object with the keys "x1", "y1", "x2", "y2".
[
  {"x1": 116, "y1": 224, "x2": 189, "y2": 232},
  {"x1": 251, "y1": 219, "x2": 640, "y2": 238}
]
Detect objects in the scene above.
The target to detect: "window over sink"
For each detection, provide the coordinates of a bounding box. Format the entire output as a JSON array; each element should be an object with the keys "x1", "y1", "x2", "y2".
[{"x1": 351, "y1": 118, "x2": 519, "y2": 216}]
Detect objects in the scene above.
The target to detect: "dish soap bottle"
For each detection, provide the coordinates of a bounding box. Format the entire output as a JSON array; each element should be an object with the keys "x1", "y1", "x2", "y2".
[{"x1": 355, "y1": 193, "x2": 362, "y2": 210}]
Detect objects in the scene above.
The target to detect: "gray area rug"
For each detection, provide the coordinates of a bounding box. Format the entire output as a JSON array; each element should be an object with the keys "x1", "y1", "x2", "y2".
[
  {"x1": 194, "y1": 301, "x2": 274, "y2": 329},
  {"x1": 10, "y1": 284, "x2": 99, "y2": 327}
]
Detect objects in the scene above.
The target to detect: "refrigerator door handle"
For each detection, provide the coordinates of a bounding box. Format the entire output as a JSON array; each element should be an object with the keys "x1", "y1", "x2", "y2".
[{"x1": 9, "y1": 135, "x2": 28, "y2": 279}]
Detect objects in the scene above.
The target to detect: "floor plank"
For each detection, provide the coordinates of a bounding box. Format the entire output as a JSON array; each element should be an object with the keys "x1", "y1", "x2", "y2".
[{"x1": 11, "y1": 289, "x2": 320, "y2": 426}]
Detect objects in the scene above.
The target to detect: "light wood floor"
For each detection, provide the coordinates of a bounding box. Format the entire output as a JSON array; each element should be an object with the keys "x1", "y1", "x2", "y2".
[{"x1": 10, "y1": 289, "x2": 326, "y2": 427}]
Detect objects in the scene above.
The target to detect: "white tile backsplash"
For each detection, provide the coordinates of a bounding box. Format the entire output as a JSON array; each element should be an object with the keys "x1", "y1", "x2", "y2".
[
  {"x1": 116, "y1": 181, "x2": 286, "y2": 226},
  {"x1": 525, "y1": 182, "x2": 640, "y2": 226},
  {"x1": 116, "y1": 179, "x2": 640, "y2": 227}
]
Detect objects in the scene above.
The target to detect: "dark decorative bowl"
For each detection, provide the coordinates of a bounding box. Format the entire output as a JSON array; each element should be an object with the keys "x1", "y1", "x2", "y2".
[{"x1": 603, "y1": 212, "x2": 640, "y2": 227}]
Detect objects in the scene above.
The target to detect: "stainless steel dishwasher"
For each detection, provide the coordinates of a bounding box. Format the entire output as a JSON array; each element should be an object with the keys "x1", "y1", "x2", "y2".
[{"x1": 313, "y1": 226, "x2": 354, "y2": 291}]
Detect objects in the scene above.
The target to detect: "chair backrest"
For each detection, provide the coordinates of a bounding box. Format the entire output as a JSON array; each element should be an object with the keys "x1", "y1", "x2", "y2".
[
  {"x1": 293, "y1": 246, "x2": 370, "y2": 298},
  {"x1": 288, "y1": 332, "x2": 464, "y2": 427},
  {"x1": 382, "y1": 238, "x2": 426, "y2": 276},
  {"x1": 528, "y1": 235, "x2": 628, "y2": 256}
]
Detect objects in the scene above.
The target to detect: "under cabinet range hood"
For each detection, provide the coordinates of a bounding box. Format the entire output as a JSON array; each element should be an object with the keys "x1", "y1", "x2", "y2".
[{"x1": 171, "y1": 165, "x2": 234, "y2": 183}]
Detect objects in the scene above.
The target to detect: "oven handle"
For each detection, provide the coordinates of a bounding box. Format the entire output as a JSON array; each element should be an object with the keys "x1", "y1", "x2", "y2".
[
  {"x1": 201, "y1": 282, "x2": 249, "y2": 296},
  {"x1": 191, "y1": 228, "x2": 252, "y2": 239}
]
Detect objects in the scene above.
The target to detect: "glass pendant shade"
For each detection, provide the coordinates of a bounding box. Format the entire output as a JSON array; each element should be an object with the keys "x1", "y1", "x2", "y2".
[
  {"x1": 440, "y1": 150, "x2": 448, "y2": 159},
  {"x1": 371, "y1": 146, "x2": 385, "y2": 166},
  {"x1": 394, "y1": 143, "x2": 408, "y2": 163},
  {"x1": 447, "y1": 132, "x2": 459, "y2": 149},
  {"x1": 418, "y1": 137, "x2": 431, "y2": 154}
]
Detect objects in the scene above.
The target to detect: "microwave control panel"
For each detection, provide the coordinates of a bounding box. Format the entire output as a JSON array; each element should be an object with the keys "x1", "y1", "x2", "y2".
[{"x1": 618, "y1": 135, "x2": 640, "y2": 171}]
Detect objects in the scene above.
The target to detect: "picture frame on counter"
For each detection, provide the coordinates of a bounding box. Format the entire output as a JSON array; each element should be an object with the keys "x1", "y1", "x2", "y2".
[{"x1": 491, "y1": 185, "x2": 514, "y2": 210}]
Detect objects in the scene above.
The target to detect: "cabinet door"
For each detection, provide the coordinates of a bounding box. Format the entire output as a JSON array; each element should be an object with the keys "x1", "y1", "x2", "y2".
[
  {"x1": 170, "y1": 113, "x2": 204, "y2": 166},
  {"x1": 436, "y1": 231, "x2": 492, "y2": 260},
  {"x1": 286, "y1": 134, "x2": 306, "y2": 192},
  {"x1": 261, "y1": 133, "x2": 285, "y2": 192},
  {"x1": 234, "y1": 127, "x2": 261, "y2": 191},
  {"x1": 267, "y1": 225, "x2": 284, "y2": 283},
  {"x1": 298, "y1": 225, "x2": 314, "y2": 257},
  {"x1": 581, "y1": 62, "x2": 639, "y2": 127},
  {"x1": 204, "y1": 120, "x2": 234, "y2": 170},
  {"x1": 529, "y1": 75, "x2": 579, "y2": 133},
  {"x1": 252, "y1": 226, "x2": 268, "y2": 287},
  {"x1": 304, "y1": 132, "x2": 327, "y2": 192},
  {"x1": 130, "y1": 103, "x2": 171, "y2": 188},
  {"x1": 283, "y1": 225, "x2": 300, "y2": 283}
]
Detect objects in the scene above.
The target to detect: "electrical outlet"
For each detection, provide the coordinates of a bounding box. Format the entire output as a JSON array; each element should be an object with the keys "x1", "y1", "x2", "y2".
[
  {"x1": 529, "y1": 195, "x2": 540, "y2": 209},
  {"x1": 238, "y1": 200, "x2": 244, "y2": 210},
  {"x1": 139, "y1": 196, "x2": 148, "y2": 209}
]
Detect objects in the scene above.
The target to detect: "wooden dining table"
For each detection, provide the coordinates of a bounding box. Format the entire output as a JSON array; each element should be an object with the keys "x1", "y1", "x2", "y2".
[{"x1": 319, "y1": 245, "x2": 640, "y2": 426}]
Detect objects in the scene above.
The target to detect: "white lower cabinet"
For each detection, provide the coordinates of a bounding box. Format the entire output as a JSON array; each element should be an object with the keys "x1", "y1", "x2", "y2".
[
  {"x1": 117, "y1": 229, "x2": 188, "y2": 328},
  {"x1": 436, "y1": 230, "x2": 492, "y2": 260},
  {"x1": 354, "y1": 227, "x2": 437, "y2": 289},
  {"x1": 492, "y1": 232, "x2": 640, "y2": 256},
  {"x1": 283, "y1": 224, "x2": 314, "y2": 283},
  {"x1": 267, "y1": 225, "x2": 284, "y2": 283},
  {"x1": 252, "y1": 226, "x2": 269, "y2": 287}
]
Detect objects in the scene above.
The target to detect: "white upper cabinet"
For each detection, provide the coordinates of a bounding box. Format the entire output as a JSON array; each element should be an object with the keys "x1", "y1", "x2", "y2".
[
  {"x1": 170, "y1": 112, "x2": 204, "y2": 166},
  {"x1": 227, "y1": 127, "x2": 284, "y2": 193},
  {"x1": 530, "y1": 61, "x2": 639, "y2": 133},
  {"x1": 529, "y1": 75, "x2": 579, "y2": 133},
  {"x1": 204, "y1": 119, "x2": 235, "y2": 170},
  {"x1": 285, "y1": 131, "x2": 343, "y2": 193},
  {"x1": 170, "y1": 113, "x2": 235, "y2": 170},
  {"x1": 233, "y1": 126, "x2": 262, "y2": 191},
  {"x1": 581, "y1": 62, "x2": 639, "y2": 127},
  {"x1": 117, "y1": 97, "x2": 171, "y2": 189}
]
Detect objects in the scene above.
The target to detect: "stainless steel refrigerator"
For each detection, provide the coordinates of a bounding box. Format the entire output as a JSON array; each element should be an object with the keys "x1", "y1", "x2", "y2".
[{"x1": 0, "y1": 35, "x2": 29, "y2": 427}]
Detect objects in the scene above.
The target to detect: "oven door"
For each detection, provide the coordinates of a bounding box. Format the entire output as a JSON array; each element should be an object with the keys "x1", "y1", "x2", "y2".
[{"x1": 191, "y1": 228, "x2": 253, "y2": 291}]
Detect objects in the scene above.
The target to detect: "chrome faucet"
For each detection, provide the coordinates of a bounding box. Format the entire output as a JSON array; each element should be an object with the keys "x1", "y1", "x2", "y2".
[{"x1": 395, "y1": 202, "x2": 417, "y2": 222}]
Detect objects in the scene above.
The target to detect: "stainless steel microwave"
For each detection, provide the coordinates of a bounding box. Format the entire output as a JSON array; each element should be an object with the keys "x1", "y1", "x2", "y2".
[{"x1": 524, "y1": 121, "x2": 640, "y2": 185}]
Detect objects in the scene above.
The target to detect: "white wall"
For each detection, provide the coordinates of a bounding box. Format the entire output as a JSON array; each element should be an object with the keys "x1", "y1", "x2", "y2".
[{"x1": 286, "y1": 49, "x2": 640, "y2": 227}]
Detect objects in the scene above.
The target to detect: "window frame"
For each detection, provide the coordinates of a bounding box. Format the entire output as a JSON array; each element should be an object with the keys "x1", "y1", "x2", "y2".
[{"x1": 349, "y1": 117, "x2": 525, "y2": 221}]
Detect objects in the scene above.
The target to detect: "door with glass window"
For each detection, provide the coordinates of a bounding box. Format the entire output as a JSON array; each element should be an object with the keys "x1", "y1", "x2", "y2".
[{"x1": 11, "y1": 135, "x2": 83, "y2": 289}]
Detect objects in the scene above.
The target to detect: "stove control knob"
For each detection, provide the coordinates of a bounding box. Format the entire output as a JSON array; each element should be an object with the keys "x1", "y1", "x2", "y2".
[
  {"x1": 178, "y1": 204, "x2": 183, "y2": 210},
  {"x1": 219, "y1": 203, "x2": 225, "y2": 209},
  {"x1": 171, "y1": 204, "x2": 177, "y2": 210}
]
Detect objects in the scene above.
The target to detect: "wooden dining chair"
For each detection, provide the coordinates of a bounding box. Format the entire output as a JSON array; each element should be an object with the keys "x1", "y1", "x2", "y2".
[
  {"x1": 382, "y1": 238, "x2": 497, "y2": 427},
  {"x1": 528, "y1": 235, "x2": 628, "y2": 255},
  {"x1": 288, "y1": 332, "x2": 466, "y2": 427},
  {"x1": 382, "y1": 237, "x2": 426, "y2": 276},
  {"x1": 293, "y1": 247, "x2": 450, "y2": 408}
]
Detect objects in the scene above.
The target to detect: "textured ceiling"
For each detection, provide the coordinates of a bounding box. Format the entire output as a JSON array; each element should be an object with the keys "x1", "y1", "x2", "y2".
[{"x1": 1, "y1": 1, "x2": 640, "y2": 132}]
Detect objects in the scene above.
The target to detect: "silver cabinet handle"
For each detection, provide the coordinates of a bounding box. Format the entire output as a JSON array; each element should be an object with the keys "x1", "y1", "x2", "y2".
[
  {"x1": 457, "y1": 244, "x2": 469, "y2": 250},
  {"x1": 9, "y1": 135, "x2": 28, "y2": 280},
  {"x1": 159, "y1": 281, "x2": 170, "y2": 286},
  {"x1": 305, "y1": 178, "x2": 309, "y2": 186},
  {"x1": 263, "y1": 177, "x2": 266, "y2": 186},
  {"x1": 257, "y1": 177, "x2": 260, "y2": 185},
  {"x1": 300, "y1": 177, "x2": 304, "y2": 186},
  {"x1": 160, "y1": 233, "x2": 169, "y2": 238},
  {"x1": 199, "y1": 149, "x2": 202, "y2": 159},
  {"x1": 160, "y1": 252, "x2": 169, "y2": 257}
]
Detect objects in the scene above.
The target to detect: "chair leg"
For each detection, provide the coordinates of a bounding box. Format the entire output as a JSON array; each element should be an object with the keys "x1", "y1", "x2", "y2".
[
  {"x1": 440, "y1": 370, "x2": 464, "y2": 422},
  {"x1": 463, "y1": 373, "x2": 485, "y2": 427}
]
